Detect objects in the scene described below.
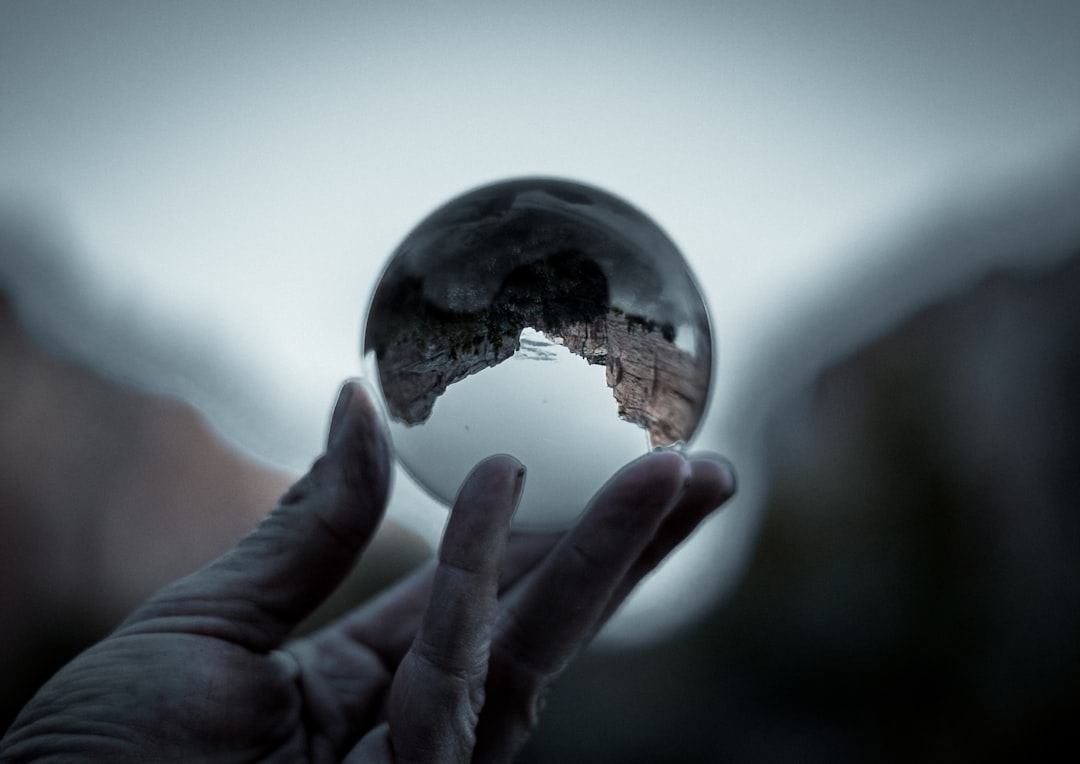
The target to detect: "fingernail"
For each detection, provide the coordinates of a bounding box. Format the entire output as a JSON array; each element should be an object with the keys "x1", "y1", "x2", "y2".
[
  {"x1": 509, "y1": 463, "x2": 526, "y2": 519},
  {"x1": 328, "y1": 382, "x2": 354, "y2": 447}
]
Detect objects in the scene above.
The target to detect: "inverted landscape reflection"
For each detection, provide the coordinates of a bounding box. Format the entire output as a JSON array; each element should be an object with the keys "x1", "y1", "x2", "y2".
[{"x1": 364, "y1": 178, "x2": 712, "y2": 527}]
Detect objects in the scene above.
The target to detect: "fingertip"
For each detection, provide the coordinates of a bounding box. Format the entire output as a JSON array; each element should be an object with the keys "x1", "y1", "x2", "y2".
[
  {"x1": 680, "y1": 457, "x2": 737, "y2": 524},
  {"x1": 327, "y1": 380, "x2": 355, "y2": 447},
  {"x1": 586, "y1": 449, "x2": 690, "y2": 527},
  {"x1": 483, "y1": 452, "x2": 526, "y2": 478},
  {"x1": 636, "y1": 449, "x2": 693, "y2": 500},
  {"x1": 687, "y1": 454, "x2": 736, "y2": 497},
  {"x1": 327, "y1": 378, "x2": 388, "y2": 449},
  {"x1": 461, "y1": 454, "x2": 526, "y2": 506},
  {"x1": 441, "y1": 455, "x2": 526, "y2": 568}
]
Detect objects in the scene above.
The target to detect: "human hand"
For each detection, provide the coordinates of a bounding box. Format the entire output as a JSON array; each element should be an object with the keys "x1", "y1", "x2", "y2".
[{"x1": 0, "y1": 380, "x2": 735, "y2": 762}]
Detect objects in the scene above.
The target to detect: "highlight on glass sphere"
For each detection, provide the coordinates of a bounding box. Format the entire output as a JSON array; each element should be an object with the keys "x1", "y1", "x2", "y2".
[{"x1": 362, "y1": 177, "x2": 713, "y2": 528}]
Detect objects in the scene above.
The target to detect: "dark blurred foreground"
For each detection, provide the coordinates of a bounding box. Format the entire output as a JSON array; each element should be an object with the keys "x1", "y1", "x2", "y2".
[
  {"x1": 3, "y1": 250, "x2": 1080, "y2": 759},
  {"x1": 520, "y1": 252, "x2": 1080, "y2": 762}
]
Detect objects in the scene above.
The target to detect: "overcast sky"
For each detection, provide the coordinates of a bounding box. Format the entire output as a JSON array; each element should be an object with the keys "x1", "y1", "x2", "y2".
[{"x1": 3, "y1": 0, "x2": 1080, "y2": 643}]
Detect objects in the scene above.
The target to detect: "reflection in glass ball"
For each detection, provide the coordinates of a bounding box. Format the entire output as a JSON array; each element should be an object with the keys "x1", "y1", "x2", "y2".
[{"x1": 363, "y1": 178, "x2": 713, "y2": 528}]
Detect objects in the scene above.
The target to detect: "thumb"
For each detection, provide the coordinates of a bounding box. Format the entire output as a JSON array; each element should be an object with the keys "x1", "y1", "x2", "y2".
[{"x1": 121, "y1": 379, "x2": 393, "y2": 650}]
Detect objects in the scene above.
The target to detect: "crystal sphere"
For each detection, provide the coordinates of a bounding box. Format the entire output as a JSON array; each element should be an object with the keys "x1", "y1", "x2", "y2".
[{"x1": 363, "y1": 178, "x2": 712, "y2": 528}]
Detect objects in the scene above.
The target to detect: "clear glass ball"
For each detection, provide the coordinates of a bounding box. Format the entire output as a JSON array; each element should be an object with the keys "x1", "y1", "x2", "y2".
[{"x1": 363, "y1": 178, "x2": 712, "y2": 528}]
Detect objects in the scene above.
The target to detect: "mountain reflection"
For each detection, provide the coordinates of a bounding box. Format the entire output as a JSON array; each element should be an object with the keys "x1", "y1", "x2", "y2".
[{"x1": 367, "y1": 248, "x2": 708, "y2": 447}]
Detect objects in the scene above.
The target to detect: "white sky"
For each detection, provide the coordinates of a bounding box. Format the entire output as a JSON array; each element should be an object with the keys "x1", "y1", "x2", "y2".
[{"x1": 3, "y1": 0, "x2": 1080, "y2": 644}]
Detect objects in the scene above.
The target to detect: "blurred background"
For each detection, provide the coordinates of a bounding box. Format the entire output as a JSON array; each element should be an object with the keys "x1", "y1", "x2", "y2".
[{"x1": 3, "y1": 1, "x2": 1080, "y2": 758}]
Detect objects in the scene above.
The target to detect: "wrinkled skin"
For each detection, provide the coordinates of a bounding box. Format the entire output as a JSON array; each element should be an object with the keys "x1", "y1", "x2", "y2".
[{"x1": 0, "y1": 380, "x2": 735, "y2": 762}]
